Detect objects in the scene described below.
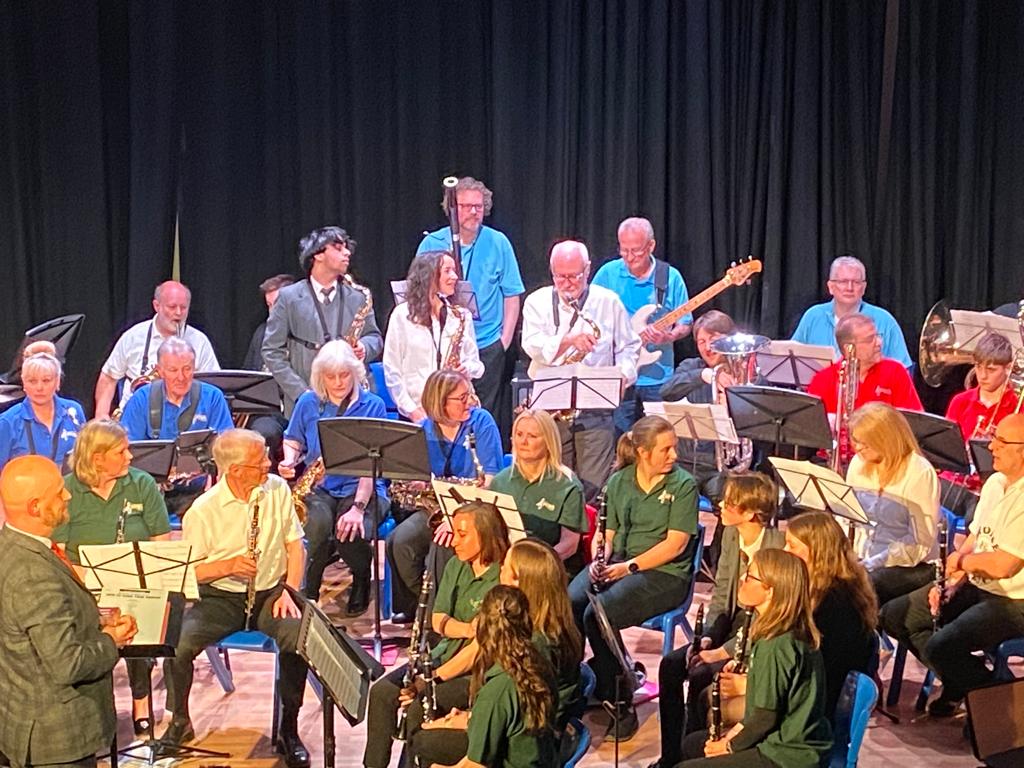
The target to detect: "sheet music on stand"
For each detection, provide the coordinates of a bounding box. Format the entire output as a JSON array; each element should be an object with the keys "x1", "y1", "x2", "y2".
[
  {"x1": 768, "y1": 457, "x2": 870, "y2": 526},
  {"x1": 78, "y1": 541, "x2": 202, "y2": 600},
  {"x1": 431, "y1": 480, "x2": 528, "y2": 542},
  {"x1": 643, "y1": 400, "x2": 739, "y2": 445},
  {"x1": 756, "y1": 341, "x2": 835, "y2": 388},
  {"x1": 527, "y1": 363, "x2": 622, "y2": 412},
  {"x1": 297, "y1": 600, "x2": 384, "y2": 726},
  {"x1": 949, "y1": 309, "x2": 1023, "y2": 353},
  {"x1": 390, "y1": 279, "x2": 480, "y2": 320}
]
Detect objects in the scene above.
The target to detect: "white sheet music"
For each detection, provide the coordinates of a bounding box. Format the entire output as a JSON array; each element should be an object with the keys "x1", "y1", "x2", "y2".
[
  {"x1": 643, "y1": 401, "x2": 739, "y2": 444},
  {"x1": 527, "y1": 364, "x2": 622, "y2": 410},
  {"x1": 949, "y1": 310, "x2": 1023, "y2": 352},
  {"x1": 304, "y1": 616, "x2": 366, "y2": 717},
  {"x1": 757, "y1": 341, "x2": 836, "y2": 387},
  {"x1": 768, "y1": 456, "x2": 870, "y2": 524},
  {"x1": 431, "y1": 480, "x2": 527, "y2": 543},
  {"x1": 98, "y1": 588, "x2": 171, "y2": 646},
  {"x1": 79, "y1": 541, "x2": 201, "y2": 599}
]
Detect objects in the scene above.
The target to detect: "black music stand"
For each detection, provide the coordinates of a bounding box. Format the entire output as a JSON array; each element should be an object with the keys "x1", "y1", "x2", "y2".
[
  {"x1": 195, "y1": 370, "x2": 281, "y2": 424},
  {"x1": 2, "y1": 313, "x2": 85, "y2": 384},
  {"x1": 317, "y1": 417, "x2": 431, "y2": 660},
  {"x1": 0, "y1": 383, "x2": 25, "y2": 414},
  {"x1": 173, "y1": 428, "x2": 216, "y2": 477},
  {"x1": 128, "y1": 440, "x2": 176, "y2": 483},
  {"x1": 970, "y1": 439, "x2": 995, "y2": 479},
  {"x1": 296, "y1": 599, "x2": 384, "y2": 768},
  {"x1": 725, "y1": 385, "x2": 832, "y2": 455},
  {"x1": 897, "y1": 409, "x2": 971, "y2": 474}
]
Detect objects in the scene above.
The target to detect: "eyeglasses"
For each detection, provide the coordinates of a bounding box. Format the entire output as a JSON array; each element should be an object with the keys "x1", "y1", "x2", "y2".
[
  {"x1": 236, "y1": 448, "x2": 271, "y2": 469},
  {"x1": 741, "y1": 569, "x2": 766, "y2": 585},
  {"x1": 852, "y1": 333, "x2": 881, "y2": 346},
  {"x1": 446, "y1": 392, "x2": 471, "y2": 404},
  {"x1": 457, "y1": 203, "x2": 484, "y2": 213},
  {"x1": 619, "y1": 244, "x2": 652, "y2": 258},
  {"x1": 551, "y1": 271, "x2": 586, "y2": 283},
  {"x1": 829, "y1": 279, "x2": 866, "y2": 288},
  {"x1": 991, "y1": 434, "x2": 1024, "y2": 446}
]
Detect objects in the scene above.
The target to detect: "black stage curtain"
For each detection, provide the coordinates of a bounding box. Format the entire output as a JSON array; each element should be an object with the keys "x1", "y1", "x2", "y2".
[{"x1": 3, "y1": 1, "x2": 1023, "y2": 411}]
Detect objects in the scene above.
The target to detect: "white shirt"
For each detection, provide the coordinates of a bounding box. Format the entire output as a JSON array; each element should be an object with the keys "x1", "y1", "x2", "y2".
[
  {"x1": 521, "y1": 284, "x2": 640, "y2": 387},
  {"x1": 183, "y1": 474, "x2": 304, "y2": 593},
  {"x1": 969, "y1": 473, "x2": 1024, "y2": 599},
  {"x1": 847, "y1": 451, "x2": 940, "y2": 569},
  {"x1": 382, "y1": 301, "x2": 484, "y2": 417},
  {"x1": 4, "y1": 522, "x2": 52, "y2": 548},
  {"x1": 101, "y1": 319, "x2": 221, "y2": 411},
  {"x1": 309, "y1": 275, "x2": 337, "y2": 304}
]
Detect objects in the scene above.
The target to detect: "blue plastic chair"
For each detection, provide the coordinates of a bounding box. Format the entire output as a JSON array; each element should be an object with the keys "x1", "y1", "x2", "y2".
[
  {"x1": 205, "y1": 630, "x2": 281, "y2": 741},
  {"x1": 502, "y1": 452, "x2": 513, "y2": 469},
  {"x1": 377, "y1": 516, "x2": 396, "y2": 618},
  {"x1": 368, "y1": 362, "x2": 400, "y2": 419},
  {"x1": 561, "y1": 716, "x2": 591, "y2": 768},
  {"x1": 990, "y1": 636, "x2": 1024, "y2": 681},
  {"x1": 640, "y1": 523, "x2": 706, "y2": 656},
  {"x1": 829, "y1": 671, "x2": 878, "y2": 768}
]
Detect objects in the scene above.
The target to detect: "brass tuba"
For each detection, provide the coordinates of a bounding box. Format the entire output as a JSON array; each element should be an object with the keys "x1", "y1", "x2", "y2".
[
  {"x1": 918, "y1": 300, "x2": 974, "y2": 387},
  {"x1": 709, "y1": 333, "x2": 768, "y2": 471}
]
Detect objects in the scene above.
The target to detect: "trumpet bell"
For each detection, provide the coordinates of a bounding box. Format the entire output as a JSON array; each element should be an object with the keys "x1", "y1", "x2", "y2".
[{"x1": 919, "y1": 299, "x2": 974, "y2": 387}]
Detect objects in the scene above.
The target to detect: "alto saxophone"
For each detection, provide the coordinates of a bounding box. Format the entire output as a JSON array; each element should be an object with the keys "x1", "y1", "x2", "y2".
[
  {"x1": 244, "y1": 495, "x2": 262, "y2": 631},
  {"x1": 290, "y1": 457, "x2": 325, "y2": 525},
  {"x1": 343, "y1": 274, "x2": 373, "y2": 387},
  {"x1": 396, "y1": 569, "x2": 436, "y2": 740},
  {"x1": 559, "y1": 297, "x2": 601, "y2": 366},
  {"x1": 443, "y1": 297, "x2": 466, "y2": 371}
]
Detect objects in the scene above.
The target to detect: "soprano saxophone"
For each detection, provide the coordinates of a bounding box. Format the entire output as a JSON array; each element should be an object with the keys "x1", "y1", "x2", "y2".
[
  {"x1": 343, "y1": 274, "x2": 373, "y2": 387},
  {"x1": 244, "y1": 494, "x2": 262, "y2": 631}
]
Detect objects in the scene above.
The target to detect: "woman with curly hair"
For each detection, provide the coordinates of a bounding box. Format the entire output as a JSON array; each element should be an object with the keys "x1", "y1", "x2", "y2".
[
  {"x1": 382, "y1": 250, "x2": 485, "y2": 421},
  {"x1": 784, "y1": 511, "x2": 878, "y2": 718},
  {"x1": 420, "y1": 585, "x2": 558, "y2": 768}
]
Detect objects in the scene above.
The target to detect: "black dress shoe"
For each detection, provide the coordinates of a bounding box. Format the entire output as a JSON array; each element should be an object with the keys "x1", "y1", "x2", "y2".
[
  {"x1": 159, "y1": 718, "x2": 195, "y2": 745},
  {"x1": 604, "y1": 705, "x2": 639, "y2": 742},
  {"x1": 926, "y1": 693, "x2": 962, "y2": 718},
  {"x1": 390, "y1": 611, "x2": 414, "y2": 625},
  {"x1": 133, "y1": 716, "x2": 152, "y2": 736},
  {"x1": 346, "y1": 579, "x2": 370, "y2": 616},
  {"x1": 275, "y1": 732, "x2": 311, "y2": 768}
]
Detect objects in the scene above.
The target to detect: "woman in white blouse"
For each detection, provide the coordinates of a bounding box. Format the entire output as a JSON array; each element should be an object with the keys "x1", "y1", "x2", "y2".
[
  {"x1": 383, "y1": 250, "x2": 484, "y2": 421},
  {"x1": 846, "y1": 401, "x2": 941, "y2": 610}
]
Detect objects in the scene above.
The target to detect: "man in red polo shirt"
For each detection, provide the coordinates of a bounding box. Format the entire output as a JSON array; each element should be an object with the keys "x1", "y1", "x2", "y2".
[
  {"x1": 946, "y1": 332, "x2": 1020, "y2": 440},
  {"x1": 808, "y1": 313, "x2": 923, "y2": 415}
]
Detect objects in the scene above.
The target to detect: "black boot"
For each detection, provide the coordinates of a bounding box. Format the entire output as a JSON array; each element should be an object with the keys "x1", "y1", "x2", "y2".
[{"x1": 347, "y1": 574, "x2": 370, "y2": 616}]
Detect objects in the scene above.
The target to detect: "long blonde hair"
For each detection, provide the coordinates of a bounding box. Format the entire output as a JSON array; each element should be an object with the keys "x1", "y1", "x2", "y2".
[
  {"x1": 69, "y1": 419, "x2": 127, "y2": 487},
  {"x1": 511, "y1": 409, "x2": 570, "y2": 482},
  {"x1": 848, "y1": 402, "x2": 920, "y2": 488},
  {"x1": 748, "y1": 549, "x2": 820, "y2": 649}
]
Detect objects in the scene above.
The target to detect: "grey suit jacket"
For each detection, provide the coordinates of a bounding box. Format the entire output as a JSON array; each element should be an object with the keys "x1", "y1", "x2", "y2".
[
  {"x1": 262, "y1": 278, "x2": 384, "y2": 414},
  {"x1": 706, "y1": 525, "x2": 786, "y2": 653},
  {"x1": 0, "y1": 526, "x2": 120, "y2": 765}
]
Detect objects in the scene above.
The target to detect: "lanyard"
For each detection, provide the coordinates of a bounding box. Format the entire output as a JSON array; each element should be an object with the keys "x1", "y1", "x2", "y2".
[
  {"x1": 306, "y1": 279, "x2": 346, "y2": 344},
  {"x1": 25, "y1": 408, "x2": 62, "y2": 461}
]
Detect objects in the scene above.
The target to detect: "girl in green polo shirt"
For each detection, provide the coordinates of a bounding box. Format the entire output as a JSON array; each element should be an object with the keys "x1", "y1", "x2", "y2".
[
  {"x1": 677, "y1": 548, "x2": 832, "y2": 767},
  {"x1": 426, "y1": 585, "x2": 558, "y2": 768}
]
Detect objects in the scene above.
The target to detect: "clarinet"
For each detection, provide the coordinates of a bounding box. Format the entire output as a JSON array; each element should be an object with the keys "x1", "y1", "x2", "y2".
[
  {"x1": 396, "y1": 569, "x2": 434, "y2": 740},
  {"x1": 115, "y1": 499, "x2": 131, "y2": 544},
  {"x1": 709, "y1": 671, "x2": 723, "y2": 740},
  {"x1": 466, "y1": 431, "x2": 485, "y2": 486},
  {"x1": 732, "y1": 608, "x2": 754, "y2": 674},
  {"x1": 591, "y1": 489, "x2": 608, "y2": 594},
  {"x1": 688, "y1": 603, "x2": 706, "y2": 665},
  {"x1": 244, "y1": 495, "x2": 262, "y2": 631},
  {"x1": 933, "y1": 513, "x2": 949, "y2": 633}
]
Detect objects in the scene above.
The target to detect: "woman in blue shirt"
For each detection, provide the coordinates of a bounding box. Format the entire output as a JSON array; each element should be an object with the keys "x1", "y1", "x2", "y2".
[
  {"x1": 0, "y1": 352, "x2": 84, "y2": 471},
  {"x1": 386, "y1": 369, "x2": 503, "y2": 621},
  {"x1": 279, "y1": 340, "x2": 389, "y2": 616}
]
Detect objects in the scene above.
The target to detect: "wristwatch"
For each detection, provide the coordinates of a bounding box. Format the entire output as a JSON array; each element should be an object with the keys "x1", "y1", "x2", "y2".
[
  {"x1": 627, "y1": 560, "x2": 640, "y2": 575},
  {"x1": 352, "y1": 499, "x2": 368, "y2": 512}
]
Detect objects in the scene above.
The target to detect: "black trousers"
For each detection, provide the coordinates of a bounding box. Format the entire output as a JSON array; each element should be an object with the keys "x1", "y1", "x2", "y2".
[
  {"x1": 302, "y1": 489, "x2": 381, "y2": 601},
  {"x1": 363, "y1": 664, "x2": 471, "y2": 768},
  {"x1": 474, "y1": 339, "x2": 513, "y2": 450},
  {"x1": 385, "y1": 509, "x2": 454, "y2": 617},
  {"x1": 12, "y1": 756, "x2": 98, "y2": 768},
  {"x1": 163, "y1": 583, "x2": 307, "y2": 729},
  {"x1": 124, "y1": 657, "x2": 154, "y2": 701},
  {"x1": 869, "y1": 562, "x2": 934, "y2": 612},
  {"x1": 879, "y1": 580, "x2": 1024, "y2": 700}
]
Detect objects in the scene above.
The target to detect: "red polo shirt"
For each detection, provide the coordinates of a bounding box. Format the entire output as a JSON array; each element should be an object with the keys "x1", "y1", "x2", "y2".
[
  {"x1": 807, "y1": 358, "x2": 923, "y2": 413},
  {"x1": 945, "y1": 387, "x2": 1019, "y2": 440}
]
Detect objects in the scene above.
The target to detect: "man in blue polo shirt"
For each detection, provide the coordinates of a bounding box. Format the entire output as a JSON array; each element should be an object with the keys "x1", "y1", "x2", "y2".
[
  {"x1": 592, "y1": 217, "x2": 692, "y2": 434},
  {"x1": 119, "y1": 337, "x2": 234, "y2": 441},
  {"x1": 791, "y1": 254, "x2": 912, "y2": 367},
  {"x1": 417, "y1": 176, "x2": 524, "y2": 439}
]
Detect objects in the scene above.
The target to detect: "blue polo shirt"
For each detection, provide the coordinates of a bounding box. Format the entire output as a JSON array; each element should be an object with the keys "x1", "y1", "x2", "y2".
[
  {"x1": 285, "y1": 388, "x2": 389, "y2": 499},
  {"x1": 0, "y1": 395, "x2": 85, "y2": 470},
  {"x1": 591, "y1": 257, "x2": 691, "y2": 387},
  {"x1": 790, "y1": 300, "x2": 912, "y2": 367},
  {"x1": 417, "y1": 225, "x2": 525, "y2": 348},
  {"x1": 120, "y1": 381, "x2": 234, "y2": 440},
  {"x1": 420, "y1": 408, "x2": 504, "y2": 478}
]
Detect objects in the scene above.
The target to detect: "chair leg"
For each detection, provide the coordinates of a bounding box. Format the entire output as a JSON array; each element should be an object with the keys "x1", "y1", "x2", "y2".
[
  {"x1": 915, "y1": 670, "x2": 935, "y2": 712},
  {"x1": 272, "y1": 650, "x2": 281, "y2": 743},
  {"x1": 886, "y1": 644, "x2": 907, "y2": 708},
  {"x1": 205, "y1": 647, "x2": 236, "y2": 693}
]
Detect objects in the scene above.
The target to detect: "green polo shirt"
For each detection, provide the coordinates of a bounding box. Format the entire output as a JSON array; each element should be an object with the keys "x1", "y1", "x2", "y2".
[
  {"x1": 746, "y1": 632, "x2": 832, "y2": 768},
  {"x1": 53, "y1": 467, "x2": 172, "y2": 564},
  {"x1": 532, "y1": 632, "x2": 581, "y2": 730},
  {"x1": 466, "y1": 662, "x2": 558, "y2": 768},
  {"x1": 489, "y1": 466, "x2": 587, "y2": 547},
  {"x1": 432, "y1": 558, "x2": 500, "y2": 665},
  {"x1": 605, "y1": 464, "x2": 698, "y2": 579}
]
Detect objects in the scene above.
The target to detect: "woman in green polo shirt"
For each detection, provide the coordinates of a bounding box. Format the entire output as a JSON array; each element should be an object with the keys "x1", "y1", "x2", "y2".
[
  {"x1": 568, "y1": 414, "x2": 699, "y2": 741},
  {"x1": 489, "y1": 409, "x2": 587, "y2": 566},
  {"x1": 426, "y1": 585, "x2": 559, "y2": 768},
  {"x1": 677, "y1": 548, "x2": 832, "y2": 767},
  {"x1": 363, "y1": 501, "x2": 510, "y2": 768},
  {"x1": 51, "y1": 418, "x2": 172, "y2": 735},
  {"x1": 410, "y1": 539, "x2": 583, "y2": 766}
]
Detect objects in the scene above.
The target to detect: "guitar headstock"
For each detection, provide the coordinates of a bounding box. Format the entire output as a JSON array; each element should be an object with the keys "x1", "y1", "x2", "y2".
[{"x1": 723, "y1": 257, "x2": 763, "y2": 286}]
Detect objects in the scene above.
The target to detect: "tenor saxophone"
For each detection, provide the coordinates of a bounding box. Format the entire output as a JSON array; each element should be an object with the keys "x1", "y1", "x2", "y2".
[
  {"x1": 343, "y1": 274, "x2": 373, "y2": 387},
  {"x1": 244, "y1": 495, "x2": 262, "y2": 631}
]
